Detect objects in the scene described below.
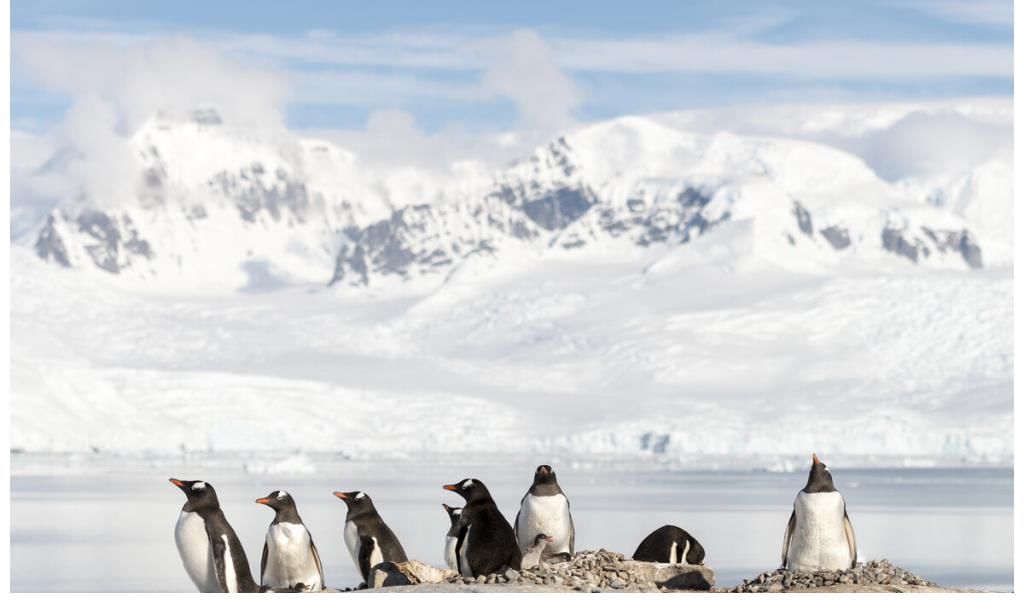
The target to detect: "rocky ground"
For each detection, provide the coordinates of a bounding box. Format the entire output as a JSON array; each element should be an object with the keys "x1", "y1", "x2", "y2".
[
  {"x1": 348, "y1": 555, "x2": 979, "y2": 594},
  {"x1": 720, "y1": 559, "x2": 952, "y2": 593}
]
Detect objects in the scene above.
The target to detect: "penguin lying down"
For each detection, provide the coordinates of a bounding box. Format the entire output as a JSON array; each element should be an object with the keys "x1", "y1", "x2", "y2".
[{"x1": 633, "y1": 525, "x2": 707, "y2": 565}]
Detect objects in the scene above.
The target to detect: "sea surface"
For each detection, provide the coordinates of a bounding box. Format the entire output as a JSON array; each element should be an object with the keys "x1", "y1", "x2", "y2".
[{"x1": 9, "y1": 454, "x2": 1013, "y2": 592}]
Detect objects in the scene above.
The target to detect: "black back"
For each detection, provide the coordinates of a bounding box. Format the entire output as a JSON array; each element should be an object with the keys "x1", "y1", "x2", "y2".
[
  {"x1": 335, "y1": 491, "x2": 408, "y2": 581},
  {"x1": 170, "y1": 478, "x2": 259, "y2": 592},
  {"x1": 632, "y1": 525, "x2": 706, "y2": 565},
  {"x1": 803, "y1": 454, "x2": 838, "y2": 493},
  {"x1": 444, "y1": 478, "x2": 522, "y2": 575}
]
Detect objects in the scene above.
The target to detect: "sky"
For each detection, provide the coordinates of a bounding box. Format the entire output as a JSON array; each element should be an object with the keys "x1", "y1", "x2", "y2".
[
  {"x1": 10, "y1": 0, "x2": 1013, "y2": 135},
  {"x1": 7, "y1": 0, "x2": 1014, "y2": 220}
]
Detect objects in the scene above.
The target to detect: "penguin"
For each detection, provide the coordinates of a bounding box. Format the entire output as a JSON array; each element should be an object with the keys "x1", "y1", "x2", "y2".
[
  {"x1": 169, "y1": 478, "x2": 259, "y2": 593},
  {"x1": 781, "y1": 453, "x2": 858, "y2": 572},
  {"x1": 632, "y1": 525, "x2": 706, "y2": 565},
  {"x1": 333, "y1": 491, "x2": 409, "y2": 583},
  {"x1": 443, "y1": 478, "x2": 522, "y2": 577},
  {"x1": 255, "y1": 490, "x2": 325, "y2": 591},
  {"x1": 514, "y1": 464, "x2": 574, "y2": 561},
  {"x1": 442, "y1": 503, "x2": 463, "y2": 572},
  {"x1": 520, "y1": 533, "x2": 554, "y2": 570}
]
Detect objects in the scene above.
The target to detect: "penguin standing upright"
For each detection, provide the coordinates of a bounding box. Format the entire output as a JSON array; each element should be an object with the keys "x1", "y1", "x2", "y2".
[
  {"x1": 781, "y1": 453, "x2": 858, "y2": 572},
  {"x1": 442, "y1": 503, "x2": 463, "y2": 572},
  {"x1": 443, "y1": 478, "x2": 522, "y2": 577},
  {"x1": 514, "y1": 465, "x2": 574, "y2": 561},
  {"x1": 333, "y1": 491, "x2": 409, "y2": 583},
  {"x1": 255, "y1": 490, "x2": 325, "y2": 591},
  {"x1": 169, "y1": 478, "x2": 259, "y2": 593},
  {"x1": 632, "y1": 525, "x2": 706, "y2": 564}
]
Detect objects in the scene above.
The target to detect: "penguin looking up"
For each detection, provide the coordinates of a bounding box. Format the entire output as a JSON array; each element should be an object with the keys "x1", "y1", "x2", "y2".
[
  {"x1": 333, "y1": 491, "x2": 409, "y2": 583},
  {"x1": 442, "y1": 503, "x2": 463, "y2": 572},
  {"x1": 632, "y1": 525, "x2": 706, "y2": 565},
  {"x1": 443, "y1": 478, "x2": 522, "y2": 577},
  {"x1": 781, "y1": 453, "x2": 858, "y2": 572},
  {"x1": 521, "y1": 533, "x2": 554, "y2": 570},
  {"x1": 255, "y1": 490, "x2": 325, "y2": 592},
  {"x1": 169, "y1": 478, "x2": 259, "y2": 593},
  {"x1": 514, "y1": 464, "x2": 574, "y2": 561}
]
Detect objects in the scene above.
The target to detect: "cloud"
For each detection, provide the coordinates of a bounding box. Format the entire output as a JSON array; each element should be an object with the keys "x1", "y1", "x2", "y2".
[
  {"x1": 897, "y1": 0, "x2": 1012, "y2": 27},
  {"x1": 13, "y1": 33, "x2": 289, "y2": 132},
  {"x1": 481, "y1": 30, "x2": 581, "y2": 136}
]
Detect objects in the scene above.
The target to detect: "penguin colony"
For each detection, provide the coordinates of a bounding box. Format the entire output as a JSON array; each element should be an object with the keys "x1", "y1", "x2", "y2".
[{"x1": 170, "y1": 454, "x2": 858, "y2": 592}]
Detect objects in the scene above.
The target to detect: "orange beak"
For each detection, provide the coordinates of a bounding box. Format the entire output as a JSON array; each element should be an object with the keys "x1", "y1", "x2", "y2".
[
  {"x1": 812, "y1": 453, "x2": 822, "y2": 465},
  {"x1": 255, "y1": 497, "x2": 271, "y2": 505},
  {"x1": 443, "y1": 484, "x2": 458, "y2": 492},
  {"x1": 169, "y1": 478, "x2": 184, "y2": 488},
  {"x1": 333, "y1": 491, "x2": 348, "y2": 500}
]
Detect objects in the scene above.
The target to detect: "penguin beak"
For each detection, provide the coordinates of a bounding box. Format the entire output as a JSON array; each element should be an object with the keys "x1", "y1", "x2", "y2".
[
  {"x1": 812, "y1": 453, "x2": 822, "y2": 465},
  {"x1": 255, "y1": 497, "x2": 272, "y2": 505},
  {"x1": 169, "y1": 478, "x2": 185, "y2": 489},
  {"x1": 442, "y1": 484, "x2": 459, "y2": 492},
  {"x1": 333, "y1": 491, "x2": 348, "y2": 500}
]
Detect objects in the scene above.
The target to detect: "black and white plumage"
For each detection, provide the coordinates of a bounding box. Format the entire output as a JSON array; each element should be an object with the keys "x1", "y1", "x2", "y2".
[
  {"x1": 632, "y1": 525, "x2": 706, "y2": 564},
  {"x1": 334, "y1": 491, "x2": 408, "y2": 582},
  {"x1": 444, "y1": 478, "x2": 522, "y2": 577},
  {"x1": 781, "y1": 453, "x2": 858, "y2": 572},
  {"x1": 442, "y1": 503, "x2": 463, "y2": 572},
  {"x1": 514, "y1": 464, "x2": 574, "y2": 561},
  {"x1": 255, "y1": 490, "x2": 325, "y2": 591},
  {"x1": 169, "y1": 478, "x2": 259, "y2": 593}
]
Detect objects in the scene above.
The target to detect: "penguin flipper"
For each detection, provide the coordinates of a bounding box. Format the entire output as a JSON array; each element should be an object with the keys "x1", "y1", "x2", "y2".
[
  {"x1": 781, "y1": 509, "x2": 796, "y2": 569},
  {"x1": 455, "y1": 523, "x2": 470, "y2": 576},
  {"x1": 309, "y1": 535, "x2": 325, "y2": 590},
  {"x1": 568, "y1": 501, "x2": 575, "y2": 556},
  {"x1": 357, "y1": 534, "x2": 376, "y2": 582},
  {"x1": 260, "y1": 540, "x2": 268, "y2": 587},
  {"x1": 211, "y1": 535, "x2": 231, "y2": 592},
  {"x1": 843, "y1": 509, "x2": 857, "y2": 568}
]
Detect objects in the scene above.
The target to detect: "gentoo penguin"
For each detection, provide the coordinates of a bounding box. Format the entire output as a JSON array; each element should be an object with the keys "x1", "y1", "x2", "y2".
[
  {"x1": 514, "y1": 464, "x2": 574, "y2": 561},
  {"x1": 255, "y1": 490, "x2": 325, "y2": 591},
  {"x1": 333, "y1": 491, "x2": 409, "y2": 582},
  {"x1": 442, "y1": 503, "x2": 463, "y2": 572},
  {"x1": 169, "y1": 478, "x2": 258, "y2": 593},
  {"x1": 521, "y1": 533, "x2": 554, "y2": 570},
  {"x1": 632, "y1": 525, "x2": 706, "y2": 565},
  {"x1": 781, "y1": 453, "x2": 858, "y2": 572},
  {"x1": 443, "y1": 478, "x2": 522, "y2": 577}
]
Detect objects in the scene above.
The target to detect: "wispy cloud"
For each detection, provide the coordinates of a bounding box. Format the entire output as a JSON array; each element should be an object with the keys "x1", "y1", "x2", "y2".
[{"x1": 897, "y1": 0, "x2": 1012, "y2": 27}]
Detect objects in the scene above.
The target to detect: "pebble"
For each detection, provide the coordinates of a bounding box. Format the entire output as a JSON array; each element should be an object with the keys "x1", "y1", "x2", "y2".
[{"x1": 722, "y1": 559, "x2": 937, "y2": 593}]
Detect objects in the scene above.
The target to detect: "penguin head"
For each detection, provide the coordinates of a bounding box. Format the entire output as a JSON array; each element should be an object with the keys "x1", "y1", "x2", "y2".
[
  {"x1": 532, "y1": 464, "x2": 558, "y2": 486},
  {"x1": 169, "y1": 478, "x2": 219, "y2": 511},
  {"x1": 442, "y1": 478, "x2": 491, "y2": 502},
  {"x1": 255, "y1": 490, "x2": 295, "y2": 512},
  {"x1": 333, "y1": 490, "x2": 374, "y2": 515},
  {"x1": 442, "y1": 503, "x2": 463, "y2": 523},
  {"x1": 803, "y1": 453, "x2": 838, "y2": 493},
  {"x1": 533, "y1": 533, "x2": 554, "y2": 546}
]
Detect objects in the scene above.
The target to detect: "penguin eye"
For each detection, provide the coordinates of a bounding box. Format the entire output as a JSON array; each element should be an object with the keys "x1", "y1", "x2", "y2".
[
  {"x1": 355, "y1": 491, "x2": 366, "y2": 500},
  {"x1": 191, "y1": 482, "x2": 206, "y2": 491},
  {"x1": 463, "y1": 480, "x2": 475, "y2": 488},
  {"x1": 276, "y1": 491, "x2": 287, "y2": 500}
]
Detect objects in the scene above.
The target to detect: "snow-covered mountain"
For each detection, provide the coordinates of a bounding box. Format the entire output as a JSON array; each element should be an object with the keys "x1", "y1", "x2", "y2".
[
  {"x1": 18, "y1": 103, "x2": 1009, "y2": 293},
  {"x1": 9, "y1": 101, "x2": 1013, "y2": 467}
]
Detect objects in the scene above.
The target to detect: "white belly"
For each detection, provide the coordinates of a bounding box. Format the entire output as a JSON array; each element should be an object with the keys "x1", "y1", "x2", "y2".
[
  {"x1": 516, "y1": 494, "x2": 572, "y2": 555},
  {"x1": 458, "y1": 524, "x2": 474, "y2": 577},
  {"x1": 264, "y1": 522, "x2": 322, "y2": 591},
  {"x1": 174, "y1": 511, "x2": 221, "y2": 592},
  {"x1": 444, "y1": 536, "x2": 459, "y2": 571},
  {"x1": 787, "y1": 491, "x2": 853, "y2": 571},
  {"x1": 343, "y1": 520, "x2": 361, "y2": 569}
]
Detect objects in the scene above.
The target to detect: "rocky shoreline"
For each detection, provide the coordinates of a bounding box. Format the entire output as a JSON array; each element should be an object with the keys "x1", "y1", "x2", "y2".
[{"x1": 333, "y1": 553, "x2": 976, "y2": 594}]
